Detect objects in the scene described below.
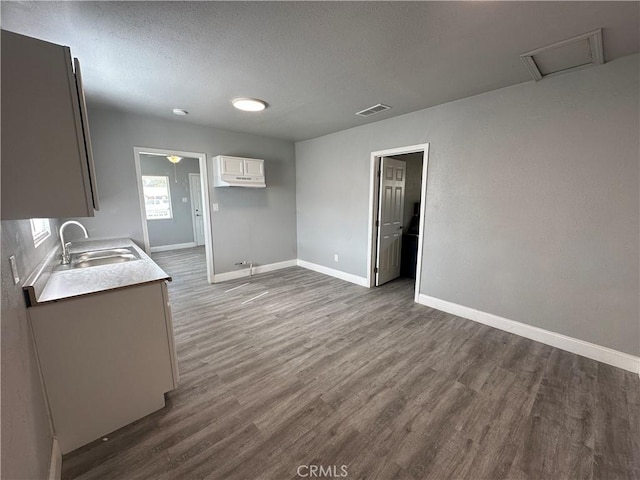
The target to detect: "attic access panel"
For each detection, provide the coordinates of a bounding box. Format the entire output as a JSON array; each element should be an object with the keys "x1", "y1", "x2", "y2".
[{"x1": 520, "y1": 29, "x2": 604, "y2": 81}]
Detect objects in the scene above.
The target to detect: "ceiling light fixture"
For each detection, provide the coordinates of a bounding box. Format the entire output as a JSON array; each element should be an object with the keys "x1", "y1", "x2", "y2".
[
  {"x1": 232, "y1": 97, "x2": 267, "y2": 112},
  {"x1": 172, "y1": 108, "x2": 189, "y2": 115},
  {"x1": 166, "y1": 155, "x2": 183, "y2": 183}
]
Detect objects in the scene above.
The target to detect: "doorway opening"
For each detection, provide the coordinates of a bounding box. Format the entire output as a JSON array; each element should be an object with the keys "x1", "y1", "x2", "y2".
[
  {"x1": 134, "y1": 147, "x2": 214, "y2": 283},
  {"x1": 367, "y1": 144, "x2": 429, "y2": 302}
]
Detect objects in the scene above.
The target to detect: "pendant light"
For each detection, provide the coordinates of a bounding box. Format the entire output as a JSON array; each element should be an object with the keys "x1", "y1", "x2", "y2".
[{"x1": 166, "y1": 155, "x2": 182, "y2": 183}]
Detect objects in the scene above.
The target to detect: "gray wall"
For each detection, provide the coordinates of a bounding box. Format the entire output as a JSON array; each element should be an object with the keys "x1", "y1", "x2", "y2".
[
  {"x1": 295, "y1": 54, "x2": 639, "y2": 356},
  {"x1": 140, "y1": 155, "x2": 200, "y2": 247},
  {"x1": 79, "y1": 107, "x2": 297, "y2": 274},
  {"x1": 1, "y1": 219, "x2": 59, "y2": 479}
]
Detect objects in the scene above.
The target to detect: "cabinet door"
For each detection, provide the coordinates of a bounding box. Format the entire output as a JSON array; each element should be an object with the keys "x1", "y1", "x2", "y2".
[
  {"x1": 73, "y1": 58, "x2": 100, "y2": 211},
  {"x1": 1, "y1": 31, "x2": 97, "y2": 219},
  {"x1": 29, "y1": 283, "x2": 175, "y2": 453},
  {"x1": 161, "y1": 281, "x2": 180, "y2": 387},
  {"x1": 243, "y1": 159, "x2": 264, "y2": 176},
  {"x1": 220, "y1": 156, "x2": 244, "y2": 176}
]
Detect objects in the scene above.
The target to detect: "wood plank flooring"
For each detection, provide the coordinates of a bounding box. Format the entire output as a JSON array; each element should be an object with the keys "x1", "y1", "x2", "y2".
[{"x1": 62, "y1": 247, "x2": 640, "y2": 480}]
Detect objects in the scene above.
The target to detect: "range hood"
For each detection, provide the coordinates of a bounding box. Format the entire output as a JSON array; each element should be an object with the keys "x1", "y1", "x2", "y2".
[{"x1": 212, "y1": 155, "x2": 266, "y2": 188}]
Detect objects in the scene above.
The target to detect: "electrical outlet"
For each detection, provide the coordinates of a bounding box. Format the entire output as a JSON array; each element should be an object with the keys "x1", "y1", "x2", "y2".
[
  {"x1": 9, "y1": 255, "x2": 20, "y2": 285},
  {"x1": 212, "y1": 203, "x2": 219, "y2": 212},
  {"x1": 334, "y1": 254, "x2": 339, "y2": 262},
  {"x1": 182, "y1": 197, "x2": 188, "y2": 203}
]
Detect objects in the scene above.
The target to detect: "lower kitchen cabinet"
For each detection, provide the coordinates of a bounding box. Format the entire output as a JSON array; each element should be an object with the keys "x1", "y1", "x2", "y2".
[{"x1": 28, "y1": 281, "x2": 178, "y2": 454}]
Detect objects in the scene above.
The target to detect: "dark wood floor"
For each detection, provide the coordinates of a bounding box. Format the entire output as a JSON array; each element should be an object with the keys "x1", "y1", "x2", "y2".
[{"x1": 62, "y1": 247, "x2": 640, "y2": 480}]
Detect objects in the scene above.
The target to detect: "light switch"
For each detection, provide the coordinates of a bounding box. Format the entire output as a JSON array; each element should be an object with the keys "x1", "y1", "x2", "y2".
[
  {"x1": 212, "y1": 203, "x2": 219, "y2": 212},
  {"x1": 182, "y1": 197, "x2": 188, "y2": 203},
  {"x1": 9, "y1": 255, "x2": 19, "y2": 285}
]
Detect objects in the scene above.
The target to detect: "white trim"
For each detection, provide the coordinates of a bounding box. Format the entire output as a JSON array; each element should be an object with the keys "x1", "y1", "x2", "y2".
[
  {"x1": 417, "y1": 294, "x2": 640, "y2": 375},
  {"x1": 213, "y1": 259, "x2": 297, "y2": 283},
  {"x1": 31, "y1": 218, "x2": 52, "y2": 248},
  {"x1": 297, "y1": 260, "x2": 368, "y2": 287},
  {"x1": 48, "y1": 438, "x2": 61, "y2": 480},
  {"x1": 199, "y1": 155, "x2": 214, "y2": 284},
  {"x1": 414, "y1": 145, "x2": 429, "y2": 303},
  {"x1": 367, "y1": 143, "x2": 430, "y2": 303},
  {"x1": 366, "y1": 154, "x2": 379, "y2": 288},
  {"x1": 133, "y1": 147, "x2": 215, "y2": 284},
  {"x1": 133, "y1": 150, "x2": 151, "y2": 253},
  {"x1": 520, "y1": 28, "x2": 604, "y2": 82},
  {"x1": 149, "y1": 242, "x2": 197, "y2": 253}
]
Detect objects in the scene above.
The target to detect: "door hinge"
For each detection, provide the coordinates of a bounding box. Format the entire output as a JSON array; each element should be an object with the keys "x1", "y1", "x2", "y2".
[
  {"x1": 374, "y1": 267, "x2": 378, "y2": 273},
  {"x1": 375, "y1": 220, "x2": 379, "y2": 227}
]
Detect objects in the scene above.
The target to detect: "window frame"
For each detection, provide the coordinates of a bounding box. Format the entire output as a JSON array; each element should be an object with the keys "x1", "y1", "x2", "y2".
[
  {"x1": 30, "y1": 218, "x2": 51, "y2": 248},
  {"x1": 141, "y1": 175, "x2": 174, "y2": 221}
]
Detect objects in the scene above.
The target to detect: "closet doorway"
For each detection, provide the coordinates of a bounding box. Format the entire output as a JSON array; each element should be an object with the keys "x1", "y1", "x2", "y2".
[{"x1": 367, "y1": 144, "x2": 429, "y2": 302}]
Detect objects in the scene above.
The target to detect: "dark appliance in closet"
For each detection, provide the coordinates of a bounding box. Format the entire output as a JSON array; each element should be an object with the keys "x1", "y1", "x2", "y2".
[{"x1": 401, "y1": 202, "x2": 420, "y2": 279}]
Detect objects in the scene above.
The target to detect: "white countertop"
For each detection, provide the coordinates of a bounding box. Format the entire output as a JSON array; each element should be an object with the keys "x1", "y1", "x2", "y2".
[{"x1": 24, "y1": 238, "x2": 171, "y2": 305}]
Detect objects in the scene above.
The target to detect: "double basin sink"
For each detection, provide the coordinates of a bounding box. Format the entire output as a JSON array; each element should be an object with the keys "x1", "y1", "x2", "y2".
[{"x1": 57, "y1": 247, "x2": 140, "y2": 270}]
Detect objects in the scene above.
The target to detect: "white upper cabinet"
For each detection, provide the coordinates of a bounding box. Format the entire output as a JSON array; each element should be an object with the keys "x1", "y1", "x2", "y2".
[
  {"x1": 1, "y1": 30, "x2": 99, "y2": 220},
  {"x1": 213, "y1": 155, "x2": 266, "y2": 188}
]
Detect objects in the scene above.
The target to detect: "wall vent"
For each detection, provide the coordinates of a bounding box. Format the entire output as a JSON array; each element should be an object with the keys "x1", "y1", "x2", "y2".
[
  {"x1": 356, "y1": 103, "x2": 391, "y2": 117},
  {"x1": 520, "y1": 29, "x2": 604, "y2": 81}
]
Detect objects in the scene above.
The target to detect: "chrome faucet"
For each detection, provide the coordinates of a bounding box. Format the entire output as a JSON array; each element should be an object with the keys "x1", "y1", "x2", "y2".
[{"x1": 59, "y1": 221, "x2": 89, "y2": 264}]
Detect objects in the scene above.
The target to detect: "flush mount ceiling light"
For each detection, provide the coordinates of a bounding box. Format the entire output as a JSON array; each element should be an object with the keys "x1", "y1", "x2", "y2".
[
  {"x1": 520, "y1": 29, "x2": 604, "y2": 81},
  {"x1": 232, "y1": 97, "x2": 267, "y2": 112},
  {"x1": 172, "y1": 108, "x2": 189, "y2": 115}
]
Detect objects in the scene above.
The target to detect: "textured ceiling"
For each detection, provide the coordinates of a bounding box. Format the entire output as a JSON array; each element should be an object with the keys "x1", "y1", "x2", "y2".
[{"x1": 2, "y1": 1, "x2": 638, "y2": 141}]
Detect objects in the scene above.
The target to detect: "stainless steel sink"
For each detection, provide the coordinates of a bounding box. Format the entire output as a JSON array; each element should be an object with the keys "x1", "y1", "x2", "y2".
[
  {"x1": 72, "y1": 255, "x2": 138, "y2": 268},
  {"x1": 74, "y1": 248, "x2": 136, "y2": 261},
  {"x1": 56, "y1": 247, "x2": 140, "y2": 270}
]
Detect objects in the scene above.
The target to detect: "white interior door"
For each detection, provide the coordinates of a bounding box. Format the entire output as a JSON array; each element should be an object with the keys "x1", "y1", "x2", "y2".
[
  {"x1": 376, "y1": 157, "x2": 406, "y2": 286},
  {"x1": 189, "y1": 174, "x2": 205, "y2": 246}
]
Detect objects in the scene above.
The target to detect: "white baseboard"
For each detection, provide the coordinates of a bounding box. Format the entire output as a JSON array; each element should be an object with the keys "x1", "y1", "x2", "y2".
[
  {"x1": 213, "y1": 259, "x2": 297, "y2": 283},
  {"x1": 48, "y1": 438, "x2": 61, "y2": 480},
  {"x1": 418, "y1": 294, "x2": 640, "y2": 375},
  {"x1": 150, "y1": 242, "x2": 198, "y2": 253},
  {"x1": 296, "y1": 260, "x2": 369, "y2": 287}
]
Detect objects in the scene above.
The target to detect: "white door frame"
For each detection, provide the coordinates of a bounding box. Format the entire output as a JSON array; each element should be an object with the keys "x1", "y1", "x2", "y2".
[
  {"x1": 367, "y1": 143, "x2": 430, "y2": 302},
  {"x1": 188, "y1": 173, "x2": 205, "y2": 246},
  {"x1": 133, "y1": 147, "x2": 215, "y2": 284}
]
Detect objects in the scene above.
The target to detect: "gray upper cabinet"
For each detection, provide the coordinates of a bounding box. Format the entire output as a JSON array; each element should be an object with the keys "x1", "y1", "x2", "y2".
[{"x1": 1, "y1": 30, "x2": 99, "y2": 220}]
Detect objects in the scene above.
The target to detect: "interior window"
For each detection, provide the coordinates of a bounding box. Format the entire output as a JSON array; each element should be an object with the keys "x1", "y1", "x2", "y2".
[
  {"x1": 142, "y1": 175, "x2": 173, "y2": 220},
  {"x1": 30, "y1": 218, "x2": 51, "y2": 247}
]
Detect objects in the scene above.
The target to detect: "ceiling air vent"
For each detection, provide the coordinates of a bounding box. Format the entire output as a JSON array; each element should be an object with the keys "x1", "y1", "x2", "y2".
[
  {"x1": 356, "y1": 103, "x2": 391, "y2": 117},
  {"x1": 520, "y1": 29, "x2": 604, "y2": 81}
]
